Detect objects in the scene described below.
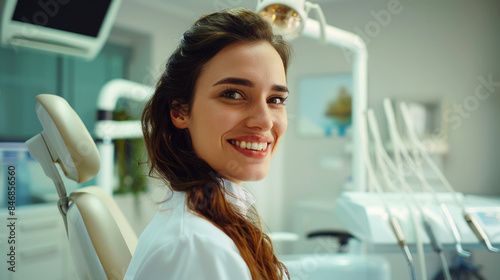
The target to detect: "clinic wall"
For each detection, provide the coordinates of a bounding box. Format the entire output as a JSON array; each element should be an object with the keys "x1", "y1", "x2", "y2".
[{"x1": 113, "y1": 1, "x2": 194, "y2": 85}]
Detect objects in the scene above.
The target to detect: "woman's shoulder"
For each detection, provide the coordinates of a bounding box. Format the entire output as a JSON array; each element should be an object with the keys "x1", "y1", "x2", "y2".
[
  {"x1": 136, "y1": 190, "x2": 236, "y2": 251},
  {"x1": 126, "y1": 191, "x2": 251, "y2": 279}
]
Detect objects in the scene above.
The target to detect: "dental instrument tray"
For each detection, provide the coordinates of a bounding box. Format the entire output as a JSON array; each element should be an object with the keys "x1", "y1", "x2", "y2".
[{"x1": 335, "y1": 191, "x2": 500, "y2": 252}]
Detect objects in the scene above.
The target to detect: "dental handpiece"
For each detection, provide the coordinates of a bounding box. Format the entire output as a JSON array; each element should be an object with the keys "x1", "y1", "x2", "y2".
[
  {"x1": 423, "y1": 219, "x2": 452, "y2": 280},
  {"x1": 465, "y1": 213, "x2": 500, "y2": 253},
  {"x1": 389, "y1": 217, "x2": 416, "y2": 280},
  {"x1": 389, "y1": 217, "x2": 413, "y2": 264},
  {"x1": 439, "y1": 203, "x2": 471, "y2": 257},
  {"x1": 423, "y1": 219, "x2": 442, "y2": 254}
]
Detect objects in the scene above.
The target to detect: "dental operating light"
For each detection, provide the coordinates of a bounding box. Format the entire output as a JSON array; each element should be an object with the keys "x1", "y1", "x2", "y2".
[
  {"x1": 257, "y1": 0, "x2": 306, "y2": 40},
  {"x1": 257, "y1": 0, "x2": 327, "y2": 42},
  {"x1": 257, "y1": 0, "x2": 368, "y2": 190}
]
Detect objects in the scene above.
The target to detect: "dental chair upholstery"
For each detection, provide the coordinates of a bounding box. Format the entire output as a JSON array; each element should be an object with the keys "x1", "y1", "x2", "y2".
[{"x1": 26, "y1": 94, "x2": 137, "y2": 280}]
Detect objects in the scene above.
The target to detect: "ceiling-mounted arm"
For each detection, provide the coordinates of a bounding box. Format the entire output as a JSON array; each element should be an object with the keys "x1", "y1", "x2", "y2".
[
  {"x1": 301, "y1": 18, "x2": 368, "y2": 191},
  {"x1": 304, "y1": 2, "x2": 327, "y2": 44}
]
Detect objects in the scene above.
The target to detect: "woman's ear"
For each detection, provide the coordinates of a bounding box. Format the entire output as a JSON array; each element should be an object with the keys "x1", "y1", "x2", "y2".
[{"x1": 170, "y1": 101, "x2": 189, "y2": 129}]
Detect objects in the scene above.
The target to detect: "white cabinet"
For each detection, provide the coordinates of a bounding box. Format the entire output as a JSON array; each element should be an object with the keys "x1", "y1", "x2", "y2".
[{"x1": 0, "y1": 204, "x2": 77, "y2": 280}]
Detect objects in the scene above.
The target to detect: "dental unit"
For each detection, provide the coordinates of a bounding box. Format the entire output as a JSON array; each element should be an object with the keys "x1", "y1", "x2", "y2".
[
  {"x1": 362, "y1": 111, "x2": 417, "y2": 280},
  {"x1": 383, "y1": 99, "x2": 472, "y2": 259},
  {"x1": 336, "y1": 96, "x2": 500, "y2": 280},
  {"x1": 367, "y1": 108, "x2": 451, "y2": 280},
  {"x1": 398, "y1": 102, "x2": 500, "y2": 254}
]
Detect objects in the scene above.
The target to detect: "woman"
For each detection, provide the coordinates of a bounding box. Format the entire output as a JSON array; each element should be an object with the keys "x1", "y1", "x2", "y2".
[{"x1": 125, "y1": 7, "x2": 292, "y2": 280}]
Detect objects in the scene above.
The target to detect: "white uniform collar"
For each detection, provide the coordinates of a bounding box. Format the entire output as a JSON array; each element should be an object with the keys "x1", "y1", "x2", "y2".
[{"x1": 221, "y1": 178, "x2": 256, "y2": 216}]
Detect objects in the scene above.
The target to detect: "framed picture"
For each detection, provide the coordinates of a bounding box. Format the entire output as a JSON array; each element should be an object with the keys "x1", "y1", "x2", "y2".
[{"x1": 297, "y1": 73, "x2": 352, "y2": 137}]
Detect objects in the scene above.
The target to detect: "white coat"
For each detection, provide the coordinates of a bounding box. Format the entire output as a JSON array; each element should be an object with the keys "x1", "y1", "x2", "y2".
[{"x1": 125, "y1": 179, "x2": 262, "y2": 279}]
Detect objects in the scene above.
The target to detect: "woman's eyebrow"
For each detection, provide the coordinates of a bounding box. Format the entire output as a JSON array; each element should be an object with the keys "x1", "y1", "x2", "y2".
[
  {"x1": 272, "y1": 85, "x2": 289, "y2": 93},
  {"x1": 213, "y1": 77, "x2": 289, "y2": 93},
  {"x1": 213, "y1": 77, "x2": 253, "y2": 87}
]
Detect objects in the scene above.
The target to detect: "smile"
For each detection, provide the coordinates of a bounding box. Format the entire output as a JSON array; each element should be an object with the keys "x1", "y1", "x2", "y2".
[{"x1": 228, "y1": 140, "x2": 268, "y2": 151}]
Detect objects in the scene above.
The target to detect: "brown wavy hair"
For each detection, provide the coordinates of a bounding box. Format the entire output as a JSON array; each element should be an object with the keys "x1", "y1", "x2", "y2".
[{"x1": 141, "y1": 7, "x2": 291, "y2": 280}]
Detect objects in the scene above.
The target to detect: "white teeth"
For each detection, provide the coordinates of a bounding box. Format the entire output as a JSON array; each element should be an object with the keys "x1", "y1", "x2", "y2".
[{"x1": 229, "y1": 140, "x2": 268, "y2": 151}]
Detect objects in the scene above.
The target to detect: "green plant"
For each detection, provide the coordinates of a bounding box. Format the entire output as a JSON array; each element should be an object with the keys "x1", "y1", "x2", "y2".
[{"x1": 114, "y1": 108, "x2": 147, "y2": 195}]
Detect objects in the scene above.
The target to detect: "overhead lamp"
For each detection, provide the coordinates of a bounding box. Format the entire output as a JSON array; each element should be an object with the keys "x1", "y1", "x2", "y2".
[
  {"x1": 257, "y1": 0, "x2": 306, "y2": 40},
  {"x1": 256, "y1": 0, "x2": 369, "y2": 191},
  {"x1": 257, "y1": 0, "x2": 326, "y2": 42}
]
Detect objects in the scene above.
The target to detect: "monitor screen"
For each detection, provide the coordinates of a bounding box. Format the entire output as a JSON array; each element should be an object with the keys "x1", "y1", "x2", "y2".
[{"x1": 12, "y1": 0, "x2": 112, "y2": 38}]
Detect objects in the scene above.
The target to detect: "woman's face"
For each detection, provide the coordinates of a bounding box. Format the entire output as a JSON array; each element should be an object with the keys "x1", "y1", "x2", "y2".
[{"x1": 171, "y1": 41, "x2": 288, "y2": 185}]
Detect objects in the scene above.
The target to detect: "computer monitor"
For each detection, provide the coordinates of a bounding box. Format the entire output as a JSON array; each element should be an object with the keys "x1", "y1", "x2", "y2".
[{"x1": 0, "y1": 0, "x2": 122, "y2": 59}]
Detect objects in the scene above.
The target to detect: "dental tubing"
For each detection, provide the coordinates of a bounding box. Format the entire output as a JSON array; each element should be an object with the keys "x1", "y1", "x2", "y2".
[
  {"x1": 361, "y1": 113, "x2": 417, "y2": 280},
  {"x1": 376, "y1": 125, "x2": 451, "y2": 274},
  {"x1": 399, "y1": 101, "x2": 500, "y2": 253},
  {"x1": 368, "y1": 109, "x2": 453, "y2": 280},
  {"x1": 367, "y1": 110, "x2": 427, "y2": 280},
  {"x1": 383, "y1": 99, "x2": 472, "y2": 258}
]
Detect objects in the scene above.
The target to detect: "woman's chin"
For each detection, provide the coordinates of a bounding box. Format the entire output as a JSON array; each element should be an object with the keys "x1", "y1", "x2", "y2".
[{"x1": 220, "y1": 170, "x2": 269, "y2": 185}]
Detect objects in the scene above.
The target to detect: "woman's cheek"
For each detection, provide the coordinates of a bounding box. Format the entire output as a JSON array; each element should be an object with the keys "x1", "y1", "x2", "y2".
[{"x1": 275, "y1": 110, "x2": 288, "y2": 134}]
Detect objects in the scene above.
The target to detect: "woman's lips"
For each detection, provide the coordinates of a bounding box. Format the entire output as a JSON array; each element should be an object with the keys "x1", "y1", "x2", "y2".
[
  {"x1": 227, "y1": 137, "x2": 271, "y2": 158},
  {"x1": 229, "y1": 139, "x2": 268, "y2": 151}
]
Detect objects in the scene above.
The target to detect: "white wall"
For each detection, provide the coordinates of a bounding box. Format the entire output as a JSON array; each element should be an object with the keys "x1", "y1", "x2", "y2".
[{"x1": 113, "y1": 0, "x2": 194, "y2": 85}]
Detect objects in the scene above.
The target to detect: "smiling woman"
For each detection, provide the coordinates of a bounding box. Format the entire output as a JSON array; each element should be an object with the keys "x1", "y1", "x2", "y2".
[
  {"x1": 124, "y1": 7, "x2": 292, "y2": 280},
  {"x1": 176, "y1": 41, "x2": 289, "y2": 184}
]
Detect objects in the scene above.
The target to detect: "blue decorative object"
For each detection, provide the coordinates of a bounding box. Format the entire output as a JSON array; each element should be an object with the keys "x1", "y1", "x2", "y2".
[{"x1": 297, "y1": 73, "x2": 352, "y2": 137}]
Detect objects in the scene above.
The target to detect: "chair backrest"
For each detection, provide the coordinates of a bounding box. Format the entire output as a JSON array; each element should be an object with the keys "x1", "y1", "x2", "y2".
[
  {"x1": 25, "y1": 94, "x2": 137, "y2": 280},
  {"x1": 68, "y1": 187, "x2": 137, "y2": 280}
]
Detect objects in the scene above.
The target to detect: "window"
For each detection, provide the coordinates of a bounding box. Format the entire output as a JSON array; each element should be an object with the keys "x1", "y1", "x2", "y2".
[{"x1": 0, "y1": 43, "x2": 131, "y2": 141}]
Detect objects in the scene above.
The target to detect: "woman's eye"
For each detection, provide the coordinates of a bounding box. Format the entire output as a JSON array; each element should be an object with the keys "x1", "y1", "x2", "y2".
[
  {"x1": 268, "y1": 96, "x2": 288, "y2": 105},
  {"x1": 220, "y1": 90, "x2": 244, "y2": 100}
]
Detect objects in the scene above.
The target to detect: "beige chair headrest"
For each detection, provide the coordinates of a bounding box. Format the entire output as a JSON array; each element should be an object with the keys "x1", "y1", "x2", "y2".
[{"x1": 36, "y1": 94, "x2": 100, "y2": 183}]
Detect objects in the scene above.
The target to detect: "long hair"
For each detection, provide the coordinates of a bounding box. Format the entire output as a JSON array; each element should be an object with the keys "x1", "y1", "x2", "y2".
[{"x1": 141, "y1": 8, "x2": 291, "y2": 280}]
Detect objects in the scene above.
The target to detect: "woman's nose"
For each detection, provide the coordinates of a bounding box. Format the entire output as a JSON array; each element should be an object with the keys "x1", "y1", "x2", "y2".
[{"x1": 245, "y1": 101, "x2": 273, "y2": 131}]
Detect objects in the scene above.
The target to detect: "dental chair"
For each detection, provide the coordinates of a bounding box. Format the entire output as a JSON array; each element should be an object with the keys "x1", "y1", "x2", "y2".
[{"x1": 26, "y1": 94, "x2": 137, "y2": 280}]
